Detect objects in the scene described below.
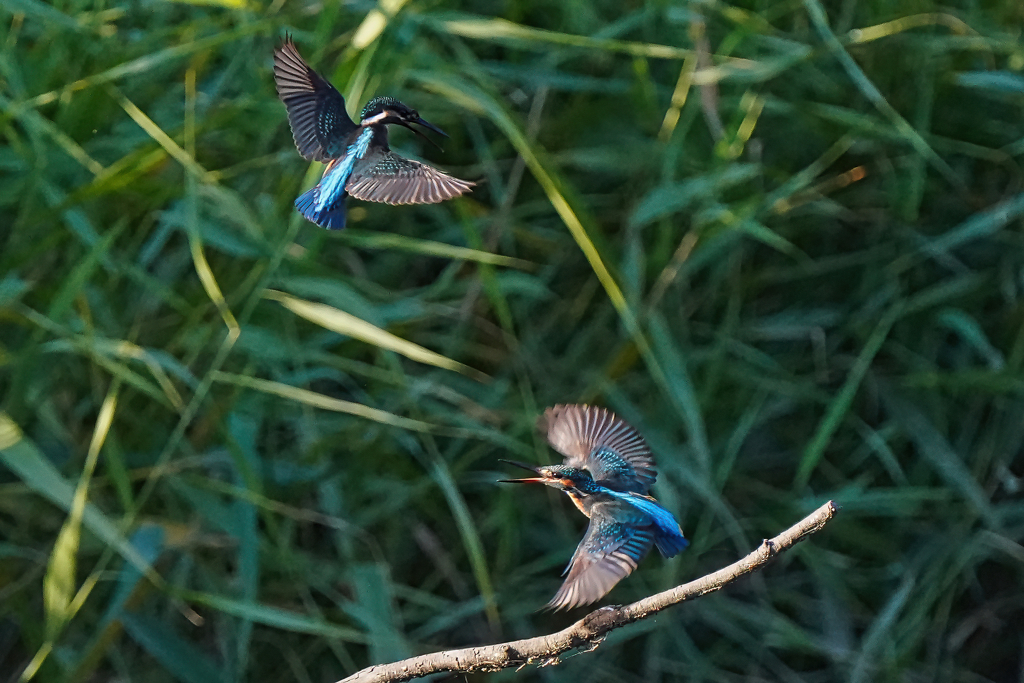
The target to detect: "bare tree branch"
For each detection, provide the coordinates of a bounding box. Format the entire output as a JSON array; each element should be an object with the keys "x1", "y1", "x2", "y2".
[{"x1": 341, "y1": 500, "x2": 839, "y2": 683}]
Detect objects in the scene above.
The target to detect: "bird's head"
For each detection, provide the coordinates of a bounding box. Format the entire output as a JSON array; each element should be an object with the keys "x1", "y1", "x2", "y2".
[
  {"x1": 359, "y1": 96, "x2": 447, "y2": 149},
  {"x1": 498, "y1": 461, "x2": 594, "y2": 491}
]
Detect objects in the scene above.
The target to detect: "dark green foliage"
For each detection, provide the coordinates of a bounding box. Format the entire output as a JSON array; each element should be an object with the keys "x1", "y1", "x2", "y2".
[{"x1": 1, "y1": 1, "x2": 1022, "y2": 682}]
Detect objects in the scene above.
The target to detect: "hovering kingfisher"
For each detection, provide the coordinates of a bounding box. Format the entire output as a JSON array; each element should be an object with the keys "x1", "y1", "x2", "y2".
[
  {"x1": 273, "y1": 37, "x2": 474, "y2": 229},
  {"x1": 501, "y1": 404, "x2": 688, "y2": 610}
]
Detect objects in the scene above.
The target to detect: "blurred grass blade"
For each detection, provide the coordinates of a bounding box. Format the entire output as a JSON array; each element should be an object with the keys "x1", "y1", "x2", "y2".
[
  {"x1": 121, "y1": 613, "x2": 225, "y2": 683},
  {"x1": 953, "y1": 71, "x2": 1024, "y2": 93},
  {"x1": 917, "y1": 192, "x2": 1024, "y2": 258},
  {"x1": 40, "y1": 337, "x2": 174, "y2": 409},
  {"x1": 339, "y1": 230, "x2": 533, "y2": 268},
  {"x1": 936, "y1": 309, "x2": 1004, "y2": 370},
  {"x1": 795, "y1": 303, "x2": 900, "y2": 488},
  {"x1": 184, "y1": 592, "x2": 366, "y2": 642},
  {"x1": 430, "y1": 457, "x2": 499, "y2": 627},
  {"x1": 105, "y1": 339, "x2": 189, "y2": 409},
  {"x1": 410, "y1": 72, "x2": 643, "y2": 342},
  {"x1": 0, "y1": 93, "x2": 104, "y2": 175},
  {"x1": 0, "y1": 413, "x2": 161, "y2": 583},
  {"x1": 630, "y1": 165, "x2": 761, "y2": 228},
  {"x1": 224, "y1": 411, "x2": 260, "y2": 680},
  {"x1": 735, "y1": 217, "x2": 803, "y2": 258},
  {"x1": 901, "y1": 273, "x2": 985, "y2": 316},
  {"x1": 212, "y1": 371, "x2": 436, "y2": 432},
  {"x1": 659, "y1": 53, "x2": 697, "y2": 141},
  {"x1": 46, "y1": 220, "x2": 123, "y2": 322},
  {"x1": 185, "y1": 184, "x2": 241, "y2": 339},
  {"x1": 648, "y1": 315, "x2": 711, "y2": 473},
  {"x1": 434, "y1": 15, "x2": 694, "y2": 60},
  {"x1": 43, "y1": 388, "x2": 119, "y2": 640},
  {"x1": 266, "y1": 290, "x2": 488, "y2": 382},
  {"x1": 766, "y1": 135, "x2": 855, "y2": 214},
  {"x1": 2, "y1": 0, "x2": 80, "y2": 30},
  {"x1": 802, "y1": 0, "x2": 963, "y2": 191},
  {"x1": 351, "y1": 0, "x2": 412, "y2": 49},
  {"x1": 717, "y1": 91, "x2": 764, "y2": 159},
  {"x1": 881, "y1": 390, "x2": 998, "y2": 528},
  {"x1": 13, "y1": 23, "x2": 270, "y2": 113},
  {"x1": 848, "y1": 13, "x2": 974, "y2": 44},
  {"x1": 850, "y1": 575, "x2": 915, "y2": 683},
  {"x1": 167, "y1": 0, "x2": 251, "y2": 8},
  {"x1": 0, "y1": 275, "x2": 29, "y2": 306},
  {"x1": 67, "y1": 525, "x2": 166, "y2": 683},
  {"x1": 108, "y1": 85, "x2": 212, "y2": 182},
  {"x1": 345, "y1": 563, "x2": 411, "y2": 662}
]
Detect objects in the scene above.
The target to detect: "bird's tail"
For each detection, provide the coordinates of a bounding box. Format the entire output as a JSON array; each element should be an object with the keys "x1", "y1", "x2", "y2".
[
  {"x1": 654, "y1": 528, "x2": 689, "y2": 558},
  {"x1": 295, "y1": 186, "x2": 347, "y2": 230},
  {"x1": 612, "y1": 491, "x2": 690, "y2": 558}
]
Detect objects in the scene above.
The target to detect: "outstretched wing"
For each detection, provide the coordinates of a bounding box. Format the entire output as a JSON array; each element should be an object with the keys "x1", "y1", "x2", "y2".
[
  {"x1": 273, "y1": 37, "x2": 355, "y2": 161},
  {"x1": 345, "y1": 151, "x2": 475, "y2": 205},
  {"x1": 547, "y1": 501, "x2": 654, "y2": 610},
  {"x1": 540, "y1": 404, "x2": 657, "y2": 493}
]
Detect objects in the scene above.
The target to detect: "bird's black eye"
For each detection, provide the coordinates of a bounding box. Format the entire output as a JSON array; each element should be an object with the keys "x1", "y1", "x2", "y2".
[{"x1": 409, "y1": 110, "x2": 418, "y2": 119}]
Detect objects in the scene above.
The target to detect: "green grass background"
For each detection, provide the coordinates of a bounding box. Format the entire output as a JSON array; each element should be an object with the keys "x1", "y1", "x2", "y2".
[{"x1": 2, "y1": 0, "x2": 1023, "y2": 681}]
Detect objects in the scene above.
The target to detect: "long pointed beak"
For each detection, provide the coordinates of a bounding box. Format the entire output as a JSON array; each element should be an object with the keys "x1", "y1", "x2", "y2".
[
  {"x1": 497, "y1": 459, "x2": 548, "y2": 484},
  {"x1": 499, "y1": 459, "x2": 539, "y2": 473},
  {"x1": 401, "y1": 117, "x2": 447, "y2": 151},
  {"x1": 411, "y1": 116, "x2": 448, "y2": 138}
]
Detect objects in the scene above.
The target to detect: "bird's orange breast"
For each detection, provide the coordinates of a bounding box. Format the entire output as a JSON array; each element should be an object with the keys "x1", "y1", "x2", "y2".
[{"x1": 566, "y1": 491, "x2": 590, "y2": 517}]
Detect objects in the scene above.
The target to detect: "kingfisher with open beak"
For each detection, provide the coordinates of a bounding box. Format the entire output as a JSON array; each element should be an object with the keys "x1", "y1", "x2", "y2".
[
  {"x1": 501, "y1": 404, "x2": 688, "y2": 610},
  {"x1": 273, "y1": 37, "x2": 474, "y2": 229}
]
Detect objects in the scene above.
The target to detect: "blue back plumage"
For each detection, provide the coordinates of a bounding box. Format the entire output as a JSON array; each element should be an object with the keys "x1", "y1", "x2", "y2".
[
  {"x1": 275, "y1": 39, "x2": 474, "y2": 230},
  {"x1": 315, "y1": 128, "x2": 373, "y2": 212},
  {"x1": 606, "y1": 489, "x2": 689, "y2": 558},
  {"x1": 507, "y1": 404, "x2": 689, "y2": 610},
  {"x1": 295, "y1": 127, "x2": 374, "y2": 230}
]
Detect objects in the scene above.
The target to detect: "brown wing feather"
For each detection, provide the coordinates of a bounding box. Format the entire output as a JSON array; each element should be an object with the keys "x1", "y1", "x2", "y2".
[
  {"x1": 345, "y1": 151, "x2": 474, "y2": 205},
  {"x1": 547, "y1": 503, "x2": 655, "y2": 610},
  {"x1": 540, "y1": 404, "x2": 658, "y2": 493},
  {"x1": 273, "y1": 37, "x2": 352, "y2": 162}
]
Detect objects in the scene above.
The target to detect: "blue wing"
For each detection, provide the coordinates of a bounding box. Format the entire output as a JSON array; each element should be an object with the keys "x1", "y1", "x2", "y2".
[{"x1": 547, "y1": 501, "x2": 655, "y2": 610}]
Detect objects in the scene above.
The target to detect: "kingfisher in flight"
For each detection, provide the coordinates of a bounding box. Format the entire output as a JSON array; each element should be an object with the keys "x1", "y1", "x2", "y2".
[
  {"x1": 501, "y1": 404, "x2": 688, "y2": 610},
  {"x1": 273, "y1": 37, "x2": 474, "y2": 229}
]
